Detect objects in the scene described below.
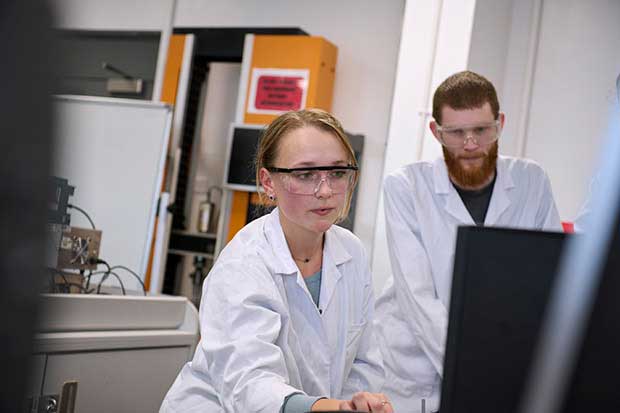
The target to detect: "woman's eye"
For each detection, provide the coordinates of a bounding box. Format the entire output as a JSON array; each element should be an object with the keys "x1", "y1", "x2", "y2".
[
  {"x1": 329, "y1": 170, "x2": 347, "y2": 179},
  {"x1": 293, "y1": 172, "x2": 315, "y2": 181}
]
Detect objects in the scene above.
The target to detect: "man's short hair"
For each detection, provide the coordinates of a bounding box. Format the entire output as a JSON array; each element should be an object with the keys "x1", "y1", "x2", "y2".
[{"x1": 432, "y1": 70, "x2": 500, "y2": 125}]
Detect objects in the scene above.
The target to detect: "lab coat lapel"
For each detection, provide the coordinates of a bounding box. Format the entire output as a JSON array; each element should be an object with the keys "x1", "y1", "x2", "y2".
[
  {"x1": 433, "y1": 158, "x2": 475, "y2": 225},
  {"x1": 318, "y1": 227, "x2": 352, "y2": 312},
  {"x1": 263, "y1": 208, "x2": 302, "y2": 276},
  {"x1": 485, "y1": 156, "x2": 514, "y2": 225}
]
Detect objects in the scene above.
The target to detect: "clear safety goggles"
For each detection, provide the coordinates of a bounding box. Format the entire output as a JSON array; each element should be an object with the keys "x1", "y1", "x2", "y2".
[
  {"x1": 436, "y1": 120, "x2": 501, "y2": 148},
  {"x1": 268, "y1": 165, "x2": 358, "y2": 196}
]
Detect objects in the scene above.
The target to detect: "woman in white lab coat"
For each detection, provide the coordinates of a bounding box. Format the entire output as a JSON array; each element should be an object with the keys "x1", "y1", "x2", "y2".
[{"x1": 161, "y1": 109, "x2": 392, "y2": 413}]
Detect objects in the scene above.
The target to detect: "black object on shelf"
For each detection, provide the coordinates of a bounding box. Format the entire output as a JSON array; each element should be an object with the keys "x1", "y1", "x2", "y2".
[{"x1": 168, "y1": 230, "x2": 216, "y2": 257}]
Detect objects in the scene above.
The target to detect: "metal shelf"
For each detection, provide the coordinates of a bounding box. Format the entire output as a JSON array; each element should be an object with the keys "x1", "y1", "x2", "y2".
[
  {"x1": 171, "y1": 230, "x2": 217, "y2": 239},
  {"x1": 168, "y1": 249, "x2": 214, "y2": 260}
]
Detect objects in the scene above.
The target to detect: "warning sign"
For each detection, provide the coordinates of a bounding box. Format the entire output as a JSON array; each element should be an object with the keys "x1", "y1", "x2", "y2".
[
  {"x1": 255, "y1": 76, "x2": 304, "y2": 110},
  {"x1": 247, "y1": 68, "x2": 309, "y2": 115}
]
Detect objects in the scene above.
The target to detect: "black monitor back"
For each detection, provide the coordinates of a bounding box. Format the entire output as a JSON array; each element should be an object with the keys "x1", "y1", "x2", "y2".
[
  {"x1": 1, "y1": 1, "x2": 55, "y2": 410},
  {"x1": 559, "y1": 214, "x2": 620, "y2": 411},
  {"x1": 440, "y1": 226, "x2": 566, "y2": 413}
]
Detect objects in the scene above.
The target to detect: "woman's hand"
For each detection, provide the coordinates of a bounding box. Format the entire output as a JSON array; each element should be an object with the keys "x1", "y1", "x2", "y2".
[
  {"x1": 339, "y1": 392, "x2": 394, "y2": 413},
  {"x1": 311, "y1": 392, "x2": 393, "y2": 412},
  {"x1": 311, "y1": 398, "x2": 346, "y2": 411}
]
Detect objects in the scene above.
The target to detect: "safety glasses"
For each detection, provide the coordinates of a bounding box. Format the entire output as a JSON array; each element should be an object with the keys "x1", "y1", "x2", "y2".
[
  {"x1": 436, "y1": 120, "x2": 501, "y2": 148},
  {"x1": 267, "y1": 165, "x2": 358, "y2": 195}
]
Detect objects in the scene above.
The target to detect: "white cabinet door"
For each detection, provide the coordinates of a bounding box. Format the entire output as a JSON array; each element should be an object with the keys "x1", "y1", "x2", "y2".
[{"x1": 42, "y1": 346, "x2": 190, "y2": 413}]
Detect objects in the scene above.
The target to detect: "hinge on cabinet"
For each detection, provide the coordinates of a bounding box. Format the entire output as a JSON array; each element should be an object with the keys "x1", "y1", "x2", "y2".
[
  {"x1": 27, "y1": 394, "x2": 57, "y2": 413},
  {"x1": 28, "y1": 380, "x2": 78, "y2": 413}
]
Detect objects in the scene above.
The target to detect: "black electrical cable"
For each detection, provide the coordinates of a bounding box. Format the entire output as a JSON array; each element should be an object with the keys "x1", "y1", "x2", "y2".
[
  {"x1": 84, "y1": 268, "x2": 110, "y2": 291},
  {"x1": 67, "y1": 203, "x2": 96, "y2": 230},
  {"x1": 110, "y1": 265, "x2": 147, "y2": 296},
  {"x1": 84, "y1": 269, "x2": 94, "y2": 291},
  {"x1": 91, "y1": 270, "x2": 126, "y2": 295},
  {"x1": 84, "y1": 269, "x2": 112, "y2": 292},
  {"x1": 96, "y1": 259, "x2": 112, "y2": 294},
  {"x1": 52, "y1": 269, "x2": 71, "y2": 293},
  {"x1": 96, "y1": 272, "x2": 110, "y2": 294},
  {"x1": 56, "y1": 270, "x2": 70, "y2": 288},
  {"x1": 96, "y1": 259, "x2": 112, "y2": 273},
  {"x1": 49, "y1": 268, "x2": 89, "y2": 293},
  {"x1": 90, "y1": 259, "x2": 138, "y2": 295},
  {"x1": 90, "y1": 259, "x2": 145, "y2": 295},
  {"x1": 106, "y1": 271, "x2": 126, "y2": 295}
]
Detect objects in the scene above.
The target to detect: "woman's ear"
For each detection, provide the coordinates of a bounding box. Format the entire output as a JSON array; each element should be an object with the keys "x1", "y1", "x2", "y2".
[{"x1": 259, "y1": 167, "x2": 275, "y2": 196}]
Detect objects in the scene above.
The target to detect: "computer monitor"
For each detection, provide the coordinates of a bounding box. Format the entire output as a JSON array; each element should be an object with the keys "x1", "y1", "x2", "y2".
[
  {"x1": 223, "y1": 123, "x2": 264, "y2": 192},
  {"x1": 440, "y1": 226, "x2": 567, "y2": 413},
  {"x1": 517, "y1": 77, "x2": 620, "y2": 413},
  {"x1": 558, "y1": 214, "x2": 620, "y2": 411}
]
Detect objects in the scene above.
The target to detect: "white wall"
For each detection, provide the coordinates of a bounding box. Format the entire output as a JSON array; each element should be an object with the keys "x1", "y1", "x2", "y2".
[
  {"x1": 174, "y1": 0, "x2": 405, "y2": 256},
  {"x1": 469, "y1": 0, "x2": 620, "y2": 221},
  {"x1": 467, "y1": 0, "x2": 514, "y2": 107},
  {"x1": 51, "y1": 0, "x2": 175, "y2": 31},
  {"x1": 498, "y1": 0, "x2": 542, "y2": 158},
  {"x1": 523, "y1": 0, "x2": 620, "y2": 220}
]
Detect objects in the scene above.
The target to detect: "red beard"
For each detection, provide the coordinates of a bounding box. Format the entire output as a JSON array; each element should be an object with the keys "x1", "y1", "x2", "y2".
[{"x1": 443, "y1": 141, "x2": 498, "y2": 188}]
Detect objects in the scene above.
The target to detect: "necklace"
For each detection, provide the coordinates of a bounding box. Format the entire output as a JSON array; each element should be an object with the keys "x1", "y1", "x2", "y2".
[{"x1": 291, "y1": 240, "x2": 323, "y2": 264}]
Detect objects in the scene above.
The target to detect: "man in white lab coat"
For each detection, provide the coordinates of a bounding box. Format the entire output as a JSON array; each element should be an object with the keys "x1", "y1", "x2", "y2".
[{"x1": 374, "y1": 71, "x2": 562, "y2": 412}]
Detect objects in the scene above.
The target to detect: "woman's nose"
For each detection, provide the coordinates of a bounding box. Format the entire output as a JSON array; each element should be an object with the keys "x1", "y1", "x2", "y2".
[{"x1": 314, "y1": 177, "x2": 333, "y2": 198}]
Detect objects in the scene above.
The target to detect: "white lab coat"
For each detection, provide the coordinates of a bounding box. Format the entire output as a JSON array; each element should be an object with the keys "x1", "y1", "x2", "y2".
[
  {"x1": 374, "y1": 156, "x2": 562, "y2": 412},
  {"x1": 161, "y1": 208, "x2": 384, "y2": 413},
  {"x1": 574, "y1": 175, "x2": 599, "y2": 232}
]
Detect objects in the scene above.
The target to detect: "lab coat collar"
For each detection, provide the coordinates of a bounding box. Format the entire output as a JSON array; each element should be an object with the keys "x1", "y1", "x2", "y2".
[
  {"x1": 263, "y1": 208, "x2": 352, "y2": 276},
  {"x1": 263, "y1": 208, "x2": 300, "y2": 275},
  {"x1": 432, "y1": 158, "x2": 472, "y2": 223},
  {"x1": 323, "y1": 226, "x2": 352, "y2": 267},
  {"x1": 319, "y1": 227, "x2": 352, "y2": 311},
  {"x1": 432, "y1": 157, "x2": 453, "y2": 195},
  {"x1": 432, "y1": 155, "x2": 515, "y2": 224},
  {"x1": 484, "y1": 156, "x2": 515, "y2": 225}
]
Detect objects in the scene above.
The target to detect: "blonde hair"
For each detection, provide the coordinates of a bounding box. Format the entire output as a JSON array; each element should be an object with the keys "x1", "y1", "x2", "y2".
[{"x1": 255, "y1": 109, "x2": 359, "y2": 222}]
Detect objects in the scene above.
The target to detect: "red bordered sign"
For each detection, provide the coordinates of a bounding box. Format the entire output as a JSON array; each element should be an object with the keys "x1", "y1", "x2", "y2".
[{"x1": 247, "y1": 68, "x2": 310, "y2": 115}]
